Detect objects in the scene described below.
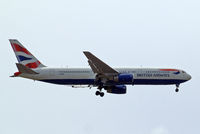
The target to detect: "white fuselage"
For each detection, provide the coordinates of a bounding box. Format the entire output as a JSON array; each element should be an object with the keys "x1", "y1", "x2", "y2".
[
  {"x1": 19, "y1": 67, "x2": 191, "y2": 86},
  {"x1": 9, "y1": 40, "x2": 192, "y2": 96}
]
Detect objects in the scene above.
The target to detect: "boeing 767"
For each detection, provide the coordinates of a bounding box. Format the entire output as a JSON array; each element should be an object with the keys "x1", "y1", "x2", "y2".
[{"x1": 10, "y1": 39, "x2": 191, "y2": 97}]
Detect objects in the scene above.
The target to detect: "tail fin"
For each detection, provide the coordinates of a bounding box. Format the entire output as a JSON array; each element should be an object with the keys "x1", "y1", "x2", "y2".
[{"x1": 9, "y1": 39, "x2": 46, "y2": 69}]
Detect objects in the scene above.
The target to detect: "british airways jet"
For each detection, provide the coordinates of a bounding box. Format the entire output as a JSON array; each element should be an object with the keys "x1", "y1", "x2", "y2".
[{"x1": 9, "y1": 39, "x2": 191, "y2": 97}]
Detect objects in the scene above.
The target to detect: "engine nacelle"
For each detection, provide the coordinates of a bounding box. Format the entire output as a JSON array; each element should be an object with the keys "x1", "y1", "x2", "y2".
[
  {"x1": 107, "y1": 85, "x2": 127, "y2": 94},
  {"x1": 113, "y1": 74, "x2": 134, "y2": 84}
]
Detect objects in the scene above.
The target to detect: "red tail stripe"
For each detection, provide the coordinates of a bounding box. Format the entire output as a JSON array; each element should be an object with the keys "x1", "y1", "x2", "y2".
[
  {"x1": 12, "y1": 43, "x2": 32, "y2": 55},
  {"x1": 160, "y1": 69, "x2": 179, "y2": 72},
  {"x1": 25, "y1": 61, "x2": 41, "y2": 69},
  {"x1": 14, "y1": 72, "x2": 22, "y2": 76}
]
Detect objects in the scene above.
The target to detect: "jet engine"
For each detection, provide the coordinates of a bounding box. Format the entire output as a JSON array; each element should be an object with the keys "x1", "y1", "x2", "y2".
[
  {"x1": 106, "y1": 85, "x2": 127, "y2": 94},
  {"x1": 113, "y1": 74, "x2": 134, "y2": 84}
]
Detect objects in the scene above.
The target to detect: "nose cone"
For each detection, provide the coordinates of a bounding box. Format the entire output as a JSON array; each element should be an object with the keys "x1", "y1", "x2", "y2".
[{"x1": 187, "y1": 74, "x2": 192, "y2": 81}]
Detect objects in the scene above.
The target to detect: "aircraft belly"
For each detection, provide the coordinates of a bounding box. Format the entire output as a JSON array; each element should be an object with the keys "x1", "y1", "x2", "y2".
[
  {"x1": 39, "y1": 79, "x2": 95, "y2": 85},
  {"x1": 38, "y1": 73, "x2": 95, "y2": 85},
  {"x1": 134, "y1": 78, "x2": 187, "y2": 85}
]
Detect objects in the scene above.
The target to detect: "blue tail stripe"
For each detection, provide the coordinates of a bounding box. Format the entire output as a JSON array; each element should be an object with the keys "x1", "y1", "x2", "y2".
[{"x1": 17, "y1": 55, "x2": 32, "y2": 62}]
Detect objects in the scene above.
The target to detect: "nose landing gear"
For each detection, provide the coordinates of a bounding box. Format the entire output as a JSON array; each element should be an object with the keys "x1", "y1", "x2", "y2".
[{"x1": 175, "y1": 84, "x2": 180, "y2": 92}]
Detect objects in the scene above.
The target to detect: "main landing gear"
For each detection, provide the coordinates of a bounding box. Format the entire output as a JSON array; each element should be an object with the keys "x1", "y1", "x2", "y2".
[
  {"x1": 95, "y1": 91, "x2": 104, "y2": 97},
  {"x1": 95, "y1": 86, "x2": 104, "y2": 97},
  {"x1": 175, "y1": 84, "x2": 180, "y2": 92}
]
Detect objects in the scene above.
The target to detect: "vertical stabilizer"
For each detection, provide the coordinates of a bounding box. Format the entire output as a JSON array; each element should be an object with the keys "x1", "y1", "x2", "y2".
[{"x1": 9, "y1": 39, "x2": 46, "y2": 69}]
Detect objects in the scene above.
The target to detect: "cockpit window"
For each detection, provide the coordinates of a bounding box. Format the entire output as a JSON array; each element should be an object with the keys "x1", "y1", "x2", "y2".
[{"x1": 182, "y1": 71, "x2": 186, "y2": 73}]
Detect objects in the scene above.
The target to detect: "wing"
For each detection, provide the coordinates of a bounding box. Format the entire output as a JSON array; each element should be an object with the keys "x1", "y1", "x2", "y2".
[{"x1": 83, "y1": 51, "x2": 118, "y2": 74}]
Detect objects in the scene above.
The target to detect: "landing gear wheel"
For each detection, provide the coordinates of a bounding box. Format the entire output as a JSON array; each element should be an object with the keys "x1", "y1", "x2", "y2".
[
  {"x1": 175, "y1": 84, "x2": 180, "y2": 92},
  {"x1": 100, "y1": 92, "x2": 104, "y2": 97},
  {"x1": 95, "y1": 91, "x2": 100, "y2": 96},
  {"x1": 95, "y1": 91, "x2": 104, "y2": 97}
]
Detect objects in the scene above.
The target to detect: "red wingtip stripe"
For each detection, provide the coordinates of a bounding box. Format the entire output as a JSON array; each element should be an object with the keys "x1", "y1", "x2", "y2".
[
  {"x1": 12, "y1": 43, "x2": 32, "y2": 55},
  {"x1": 160, "y1": 69, "x2": 179, "y2": 72}
]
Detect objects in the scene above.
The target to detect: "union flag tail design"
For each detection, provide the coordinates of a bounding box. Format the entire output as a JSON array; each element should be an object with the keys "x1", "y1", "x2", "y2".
[{"x1": 9, "y1": 39, "x2": 46, "y2": 69}]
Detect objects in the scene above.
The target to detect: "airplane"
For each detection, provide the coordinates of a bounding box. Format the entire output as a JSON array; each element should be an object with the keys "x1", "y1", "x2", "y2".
[{"x1": 9, "y1": 39, "x2": 192, "y2": 97}]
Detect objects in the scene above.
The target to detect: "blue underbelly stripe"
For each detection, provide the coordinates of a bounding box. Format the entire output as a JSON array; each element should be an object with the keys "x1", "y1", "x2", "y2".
[
  {"x1": 134, "y1": 79, "x2": 187, "y2": 85},
  {"x1": 39, "y1": 79, "x2": 95, "y2": 85},
  {"x1": 39, "y1": 79, "x2": 187, "y2": 85}
]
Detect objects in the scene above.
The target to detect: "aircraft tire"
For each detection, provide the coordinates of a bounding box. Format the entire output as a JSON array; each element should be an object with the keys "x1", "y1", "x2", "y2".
[
  {"x1": 95, "y1": 91, "x2": 100, "y2": 96},
  {"x1": 100, "y1": 92, "x2": 104, "y2": 97}
]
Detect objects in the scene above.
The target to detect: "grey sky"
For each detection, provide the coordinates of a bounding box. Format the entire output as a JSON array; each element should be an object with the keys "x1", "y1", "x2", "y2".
[{"x1": 0, "y1": 0, "x2": 200, "y2": 134}]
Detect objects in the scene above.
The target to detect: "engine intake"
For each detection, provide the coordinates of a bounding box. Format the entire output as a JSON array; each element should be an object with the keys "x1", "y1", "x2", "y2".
[{"x1": 113, "y1": 73, "x2": 134, "y2": 84}]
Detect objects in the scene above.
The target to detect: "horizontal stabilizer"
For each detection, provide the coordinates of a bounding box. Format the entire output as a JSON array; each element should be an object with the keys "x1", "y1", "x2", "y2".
[{"x1": 16, "y1": 63, "x2": 38, "y2": 74}]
